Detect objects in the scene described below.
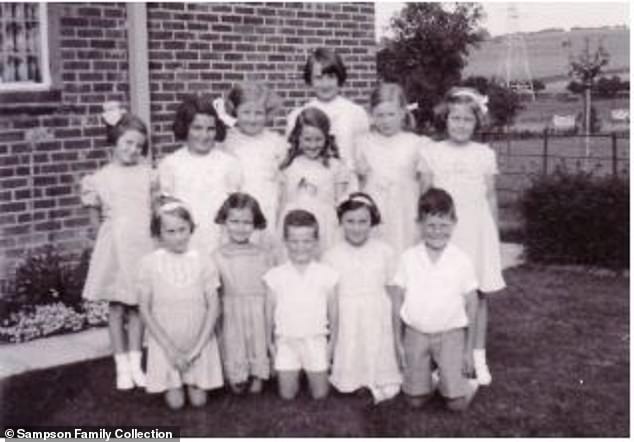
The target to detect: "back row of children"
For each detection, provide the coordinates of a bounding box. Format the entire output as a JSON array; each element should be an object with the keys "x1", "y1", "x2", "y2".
[{"x1": 80, "y1": 47, "x2": 506, "y2": 411}]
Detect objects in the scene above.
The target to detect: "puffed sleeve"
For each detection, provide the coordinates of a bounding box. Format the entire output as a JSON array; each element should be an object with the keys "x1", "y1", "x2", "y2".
[
  {"x1": 80, "y1": 173, "x2": 101, "y2": 208},
  {"x1": 482, "y1": 145, "x2": 499, "y2": 175}
]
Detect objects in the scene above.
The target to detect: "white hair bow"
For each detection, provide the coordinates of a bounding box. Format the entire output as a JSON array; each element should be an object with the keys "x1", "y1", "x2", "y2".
[
  {"x1": 406, "y1": 102, "x2": 419, "y2": 111},
  {"x1": 102, "y1": 101, "x2": 126, "y2": 126},
  {"x1": 212, "y1": 98, "x2": 237, "y2": 128},
  {"x1": 451, "y1": 88, "x2": 489, "y2": 115}
]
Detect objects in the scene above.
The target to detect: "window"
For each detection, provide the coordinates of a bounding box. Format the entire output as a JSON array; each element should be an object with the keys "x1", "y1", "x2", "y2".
[{"x1": 0, "y1": 3, "x2": 51, "y2": 91}]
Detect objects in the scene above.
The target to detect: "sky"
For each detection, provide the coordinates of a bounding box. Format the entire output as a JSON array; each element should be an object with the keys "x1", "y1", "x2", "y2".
[{"x1": 375, "y1": 2, "x2": 630, "y2": 38}]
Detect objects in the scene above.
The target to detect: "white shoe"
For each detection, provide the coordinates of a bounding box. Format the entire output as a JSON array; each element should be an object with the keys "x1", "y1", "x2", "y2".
[
  {"x1": 130, "y1": 368, "x2": 147, "y2": 388},
  {"x1": 474, "y1": 361, "x2": 492, "y2": 386},
  {"x1": 116, "y1": 370, "x2": 134, "y2": 390},
  {"x1": 127, "y1": 351, "x2": 147, "y2": 388}
]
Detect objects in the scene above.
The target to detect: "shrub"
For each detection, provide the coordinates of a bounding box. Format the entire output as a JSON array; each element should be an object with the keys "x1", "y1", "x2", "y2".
[
  {"x1": 520, "y1": 171, "x2": 628, "y2": 269},
  {"x1": 0, "y1": 246, "x2": 107, "y2": 344},
  {"x1": 5, "y1": 246, "x2": 90, "y2": 309}
]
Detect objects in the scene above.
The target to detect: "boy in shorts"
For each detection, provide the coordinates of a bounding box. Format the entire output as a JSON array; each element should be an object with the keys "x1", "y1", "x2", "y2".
[
  {"x1": 389, "y1": 188, "x2": 479, "y2": 411},
  {"x1": 264, "y1": 209, "x2": 339, "y2": 400}
]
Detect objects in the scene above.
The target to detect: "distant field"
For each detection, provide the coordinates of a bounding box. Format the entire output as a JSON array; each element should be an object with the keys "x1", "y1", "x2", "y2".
[
  {"x1": 513, "y1": 96, "x2": 630, "y2": 127},
  {"x1": 464, "y1": 27, "x2": 630, "y2": 91}
]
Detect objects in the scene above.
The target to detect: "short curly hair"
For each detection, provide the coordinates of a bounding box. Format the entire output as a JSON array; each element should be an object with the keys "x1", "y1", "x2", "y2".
[{"x1": 172, "y1": 94, "x2": 227, "y2": 142}]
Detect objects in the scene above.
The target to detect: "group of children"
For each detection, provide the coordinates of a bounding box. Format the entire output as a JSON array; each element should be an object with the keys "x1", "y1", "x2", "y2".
[{"x1": 80, "y1": 47, "x2": 505, "y2": 412}]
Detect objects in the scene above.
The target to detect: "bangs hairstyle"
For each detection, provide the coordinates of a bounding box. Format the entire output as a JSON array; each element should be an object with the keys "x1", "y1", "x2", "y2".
[
  {"x1": 336, "y1": 192, "x2": 381, "y2": 226},
  {"x1": 303, "y1": 47, "x2": 347, "y2": 86},
  {"x1": 105, "y1": 113, "x2": 149, "y2": 156},
  {"x1": 224, "y1": 82, "x2": 282, "y2": 119},
  {"x1": 214, "y1": 192, "x2": 267, "y2": 230},
  {"x1": 281, "y1": 106, "x2": 340, "y2": 170},
  {"x1": 369, "y1": 82, "x2": 416, "y2": 132},
  {"x1": 283, "y1": 209, "x2": 319, "y2": 239},
  {"x1": 150, "y1": 198, "x2": 196, "y2": 238},
  {"x1": 417, "y1": 187, "x2": 457, "y2": 222},
  {"x1": 172, "y1": 94, "x2": 227, "y2": 142},
  {"x1": 433, "y1": 87, "x2": 486, "y2": 134}
]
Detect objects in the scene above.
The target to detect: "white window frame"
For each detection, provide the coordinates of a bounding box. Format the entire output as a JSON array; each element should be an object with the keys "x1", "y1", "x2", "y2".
[{"x1": 0, "y1": 3, "x2": 51, "y2": 91}]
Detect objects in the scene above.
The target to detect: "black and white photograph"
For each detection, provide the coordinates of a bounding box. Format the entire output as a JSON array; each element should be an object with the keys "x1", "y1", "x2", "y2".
[{"x1": 0, "y1": 1, "x2": 629, "y2": 437}]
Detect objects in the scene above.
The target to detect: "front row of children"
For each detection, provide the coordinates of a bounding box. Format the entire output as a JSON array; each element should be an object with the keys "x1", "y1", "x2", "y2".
[{"x1": 136, "y1": 188, "x2": 479, "y2": 412}]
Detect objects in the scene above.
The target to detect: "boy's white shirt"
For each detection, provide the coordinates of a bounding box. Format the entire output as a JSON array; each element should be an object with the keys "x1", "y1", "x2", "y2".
[
  {"x1": 391, "y1": 242, "x2": 478, "y2": 334},
  {"x1": 263, "y1": 261, "x2": 339, "y2": 338}
]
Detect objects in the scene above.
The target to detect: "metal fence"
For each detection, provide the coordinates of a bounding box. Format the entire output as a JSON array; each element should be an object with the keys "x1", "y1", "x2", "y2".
[{"x1": 479, "y1": 131, "x2": 629, "y2": 206}]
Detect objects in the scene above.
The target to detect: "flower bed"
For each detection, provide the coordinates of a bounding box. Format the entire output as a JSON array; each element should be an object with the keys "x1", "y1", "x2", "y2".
[{"x1": 0, "y1": 301, "x2": 108, "y2": 344}]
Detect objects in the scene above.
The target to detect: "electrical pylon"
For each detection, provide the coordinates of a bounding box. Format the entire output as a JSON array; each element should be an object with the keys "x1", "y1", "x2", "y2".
[{"x1": 496, "y1": 4, "x2": 536, "y2": 100}]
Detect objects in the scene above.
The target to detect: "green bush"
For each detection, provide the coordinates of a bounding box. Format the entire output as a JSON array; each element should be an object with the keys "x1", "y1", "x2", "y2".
[{"x1": 520, "y1": 171, "x2": 628, "y2": 269}]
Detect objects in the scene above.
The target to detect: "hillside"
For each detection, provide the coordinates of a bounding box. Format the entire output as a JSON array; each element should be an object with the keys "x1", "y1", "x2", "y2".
[{"x1": 464, "y1": 27, "x2": 629, "y2": 85}]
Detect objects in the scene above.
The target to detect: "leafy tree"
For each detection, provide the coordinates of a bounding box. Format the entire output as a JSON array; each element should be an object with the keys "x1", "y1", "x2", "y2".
[
  {"x1": 377, "y1": 3, "x2": 486, "y2": 133},
  {"x1": 462, "y1": 76, "x2": 523, "y2": 129},
  {"x1": 567, "y1": 80, "x2": 585, "y2": 95},
  {"x1": 595, "y1": 75, "x2": 623, "y2": 99},
  {"x1": 532, "y1": 79, "x2": 546, "y2": 92}
]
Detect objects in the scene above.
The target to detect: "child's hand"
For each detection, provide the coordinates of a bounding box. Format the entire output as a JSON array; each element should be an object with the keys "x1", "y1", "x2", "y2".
[
  {"x1": 462, "y1": 351, "x2": 475, "y2": 377},
  {"x1": 167, "y1": 347, "x2": 190, "y2": 372}
]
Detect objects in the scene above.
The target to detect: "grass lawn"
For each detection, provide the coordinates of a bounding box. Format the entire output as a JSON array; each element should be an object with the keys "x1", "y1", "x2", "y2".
[{"x1": 1, "y1": 265, "x2": 628, "y2": 437}]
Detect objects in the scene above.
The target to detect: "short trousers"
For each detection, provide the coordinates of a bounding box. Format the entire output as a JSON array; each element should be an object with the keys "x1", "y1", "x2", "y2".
[
  {"x1": 274, "y1": 334, "x2": 328, "y2": 372},
  {"x1": 402, "y1": 326, "x2": 470, "y2": 399}
]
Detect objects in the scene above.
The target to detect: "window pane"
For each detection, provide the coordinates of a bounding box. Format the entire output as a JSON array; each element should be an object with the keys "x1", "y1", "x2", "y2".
[{"x1": 0, "y1": 3, "x2": 44, "y2": 84}]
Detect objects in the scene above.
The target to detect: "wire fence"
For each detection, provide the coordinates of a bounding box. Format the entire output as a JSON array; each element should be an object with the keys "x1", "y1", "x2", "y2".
[{"x1": 479, "y1": 131, "x2": 630, "y2": 206}]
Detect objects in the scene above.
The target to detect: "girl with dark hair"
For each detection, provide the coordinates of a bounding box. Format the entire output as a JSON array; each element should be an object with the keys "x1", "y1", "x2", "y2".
[
  {"x1": 212, "y1": 192, "x2": 273, "y2": 395},
  {"x1": 278, "y1": 107, "x2": 349, "y2": 252},
  {"x1": 286, "y1": 48, "x2": 369, "y2": 182},
  {"x1": 158, "y1": 94, "x2": 243, "y2": 256},
  {"x1": 323, "y1": 193, "x2": 402, "y2": 404}
]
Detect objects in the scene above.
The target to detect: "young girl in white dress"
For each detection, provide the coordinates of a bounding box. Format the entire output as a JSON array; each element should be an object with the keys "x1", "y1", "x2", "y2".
[
  {"x1": 213, "y1": 193, "x2": 274, "y2": 395},
  {"x1": 286, "y1": 47, "x2": 369, "y2": 184},
  {"x1": 158, "y1": 95, "x2": 243, "y2": 257},
  {"x1": 138, "y1": 198, "x2": 223, "y2": 410},
  {"x1": 221, "y1": 82, "x2": 287, "y2": 248},
  {"x1": 322, "y1": 193, "x2": 401, "y2": 404},
  {"x1": 278, "y1": 107, "x2": 350, "y2": 253},
  {"x1": 420, "y1": 87, "x2": 506, "y2": 386},
  {"x1": 80, "y1": 104, "x2": 156, "y2": 391},
  {"x1": 356, "y1": 83, "x2": 431, "y2": 254}
]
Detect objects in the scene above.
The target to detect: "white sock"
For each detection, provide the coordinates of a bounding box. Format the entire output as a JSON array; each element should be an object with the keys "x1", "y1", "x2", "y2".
[
  {"x1": 128, "y1": 350, "x2": 144, "y2": 372},
  {"x1": 473, "y1": 349, "x2": 487, "y2": 366},
  {"x1": 114, "y1": 353, "x2": 130, "y2": 373}
]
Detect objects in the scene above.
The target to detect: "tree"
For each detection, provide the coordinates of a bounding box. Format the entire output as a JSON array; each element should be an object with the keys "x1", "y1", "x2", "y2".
[
  {"x1": 595, "y1": 75, "x2": 623, "y2": 99},
  {"x1": 462, "y1": 76, "x2": 523, "y2": 129},
  {"x1": 377, "y1": 3, "x2": 486, "y2": 133}
]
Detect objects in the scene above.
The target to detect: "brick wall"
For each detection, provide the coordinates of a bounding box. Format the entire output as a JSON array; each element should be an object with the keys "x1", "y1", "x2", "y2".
[{"x1": 0, "y1": 2, "x2": 376, "y2": 292}]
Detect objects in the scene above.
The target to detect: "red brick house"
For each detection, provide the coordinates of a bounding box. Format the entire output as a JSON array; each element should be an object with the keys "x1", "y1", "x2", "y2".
[{"x1": 0, "y1": 3, "x2": 377, "y2": 290}]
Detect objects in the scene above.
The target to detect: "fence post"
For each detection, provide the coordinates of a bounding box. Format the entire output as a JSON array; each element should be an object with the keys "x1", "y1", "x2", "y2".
[
  {"x1": 542, "y1": 128, "x2": 549, "y2": 175},
  {"x1": 612, "y1": 133, "x2": 618, "y2": 177}
]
